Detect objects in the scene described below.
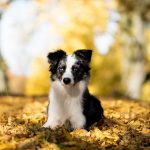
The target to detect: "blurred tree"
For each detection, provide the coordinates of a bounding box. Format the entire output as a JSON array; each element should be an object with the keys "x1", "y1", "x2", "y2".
[
  {"x1": 117, "y1": 0, "x2": 150, "y2": 99},
  {"x1": 0, "y1": 55, "x2": 6, "y2": 93}
]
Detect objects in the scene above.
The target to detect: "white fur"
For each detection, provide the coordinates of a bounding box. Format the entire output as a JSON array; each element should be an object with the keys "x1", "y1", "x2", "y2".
[
  {"x1": 43, "y1": 55, "x2": 87, "y2": 129},
  {"x1": 62, "y1": 55, "x2": 76, "y2": 85},
  {"x1": 43, "y1": 81, "x2": 87, "y2": 129}
]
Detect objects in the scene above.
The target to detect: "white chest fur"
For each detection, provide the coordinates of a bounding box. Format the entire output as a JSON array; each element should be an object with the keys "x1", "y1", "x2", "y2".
[{"x1": 43, "y1": 80, "x2": 87, "y2": 129}]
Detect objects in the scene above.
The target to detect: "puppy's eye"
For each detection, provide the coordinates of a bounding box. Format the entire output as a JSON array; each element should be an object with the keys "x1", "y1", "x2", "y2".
[
  {"x1": 72, "y1": 66, "x2": 78, "y2": 72},
  {"x1": 58, "y1": 66, "x2": 65, "y2": 72}
]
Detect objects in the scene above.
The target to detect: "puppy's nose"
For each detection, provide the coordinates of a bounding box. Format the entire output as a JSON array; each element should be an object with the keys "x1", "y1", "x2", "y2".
[{"x1": 63, "y1": 78, "x2": 71, "y2": 85}]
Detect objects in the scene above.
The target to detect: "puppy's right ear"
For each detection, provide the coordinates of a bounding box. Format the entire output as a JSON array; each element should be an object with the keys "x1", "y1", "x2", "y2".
[{"x1": 47, "y1": 50, "x2": 66, "y2": 72}]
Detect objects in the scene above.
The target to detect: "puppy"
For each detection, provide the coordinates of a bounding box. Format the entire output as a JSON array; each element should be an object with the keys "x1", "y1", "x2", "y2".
[{"x1": 43, "y1": 49, "x2": 104, "y2": 130}]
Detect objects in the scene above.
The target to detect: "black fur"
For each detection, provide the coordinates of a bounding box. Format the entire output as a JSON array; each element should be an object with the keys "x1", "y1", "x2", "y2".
[
  {"x1": 71, "y1": 49, "x2": 92, "y2": 84},
  {"x1": 74, "y1": 49, "x2": 92, "y2": 63},
  {"x1": 47, "y1": 50, "x2": 66, "y2": 81},
  {"x1": 71, "y1": 61, "x2": 90, "y2": 84},
  {"x1": 74, "y1": 50, "x2": 104, "y2": 129},
  {"x1": 82, "y1": 89, "x2": 104, "y2": 129}
]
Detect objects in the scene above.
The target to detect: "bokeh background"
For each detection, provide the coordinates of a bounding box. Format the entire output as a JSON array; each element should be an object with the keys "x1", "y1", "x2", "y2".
[{"x1": 0, "y1": 0, "x2": 150, "y2": 101}]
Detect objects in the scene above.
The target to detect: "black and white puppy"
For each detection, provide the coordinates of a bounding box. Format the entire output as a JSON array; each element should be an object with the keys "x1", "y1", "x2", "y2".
[{"x1": 43, "y1": 49, "x2": 104, "y2": 130}]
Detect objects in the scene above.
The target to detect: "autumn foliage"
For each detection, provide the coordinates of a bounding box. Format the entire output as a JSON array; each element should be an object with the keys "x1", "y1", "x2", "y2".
[{"x1": 0, "y1": 96, "x2": 149, "y2": 149}]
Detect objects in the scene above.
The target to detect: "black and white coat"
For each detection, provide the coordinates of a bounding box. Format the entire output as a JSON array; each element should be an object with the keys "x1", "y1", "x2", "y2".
[{"x1": 43, "y1": 49, "x2": 104, "y2": 130}]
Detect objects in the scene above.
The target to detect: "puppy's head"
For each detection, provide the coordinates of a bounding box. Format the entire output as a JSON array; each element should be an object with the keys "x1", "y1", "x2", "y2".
[{"x1": 47, "y1": 49, "x2": 92, "y2": 86}]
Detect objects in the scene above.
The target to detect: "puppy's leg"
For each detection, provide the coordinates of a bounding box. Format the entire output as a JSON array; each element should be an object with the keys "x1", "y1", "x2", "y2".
[
  {"x1": 43, "y1": 111, "x2": 60, "y2": 129},
  {"x1": 43, "y1": 102, "x2": 62, "y2": 129}
]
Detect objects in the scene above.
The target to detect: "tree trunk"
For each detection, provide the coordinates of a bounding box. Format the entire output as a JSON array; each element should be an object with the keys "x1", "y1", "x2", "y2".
[{"x1": 121, "y1": 13, "x2": 146, "y2": 99}]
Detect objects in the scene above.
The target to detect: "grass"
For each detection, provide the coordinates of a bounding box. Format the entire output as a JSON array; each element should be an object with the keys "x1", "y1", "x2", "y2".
[{"x1": 0, "y1": 96, "x2": 149, "y2": 150}]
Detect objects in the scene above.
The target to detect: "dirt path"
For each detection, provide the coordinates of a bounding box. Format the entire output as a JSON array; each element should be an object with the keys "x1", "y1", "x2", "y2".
[{"x1": 0, "y1": 96, "x2": 149, "y2": 150}]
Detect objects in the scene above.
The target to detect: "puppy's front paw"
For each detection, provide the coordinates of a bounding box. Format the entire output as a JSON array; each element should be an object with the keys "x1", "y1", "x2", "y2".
[
  {"x1": 43, "y1": 122, "x2": 51, "y2": 128},
  {"x1": 43, "y1": 121, "x2": 58, "y2": 130}
]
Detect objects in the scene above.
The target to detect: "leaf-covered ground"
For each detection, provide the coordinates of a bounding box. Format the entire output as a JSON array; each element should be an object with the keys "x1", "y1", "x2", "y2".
[{"x1": 0, "y1": 96, "x2": 149, "y2": 150}]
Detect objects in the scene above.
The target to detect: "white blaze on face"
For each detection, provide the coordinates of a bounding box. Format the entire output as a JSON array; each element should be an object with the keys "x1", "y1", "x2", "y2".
[{"x1": 62, "y1": 55, "x2": 77, "y2": 85}]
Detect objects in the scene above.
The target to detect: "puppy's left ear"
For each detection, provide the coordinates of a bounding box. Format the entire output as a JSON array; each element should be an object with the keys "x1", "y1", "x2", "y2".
[{"x1": 74, "y1": 49, "x2": 92, "y2": 63}]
